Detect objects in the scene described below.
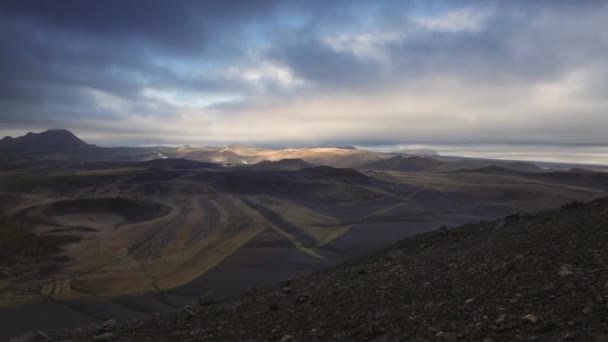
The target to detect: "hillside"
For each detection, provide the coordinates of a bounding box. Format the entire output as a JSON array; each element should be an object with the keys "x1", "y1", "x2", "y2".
[
  {"x1": 431, "y1": 159, "x2": 543, "y2": 173},
  {"x1": 394, "y1": 148, "x2": 439, "y2": 157},
  {"x1": 247, "y1": 158, "x2": 313, "y2": 171},
  {"x1": 46, "y1": 197, "x2": 608, "y2": 342},
  {"x1": 360, "y1": 155, "x2": 447, "y2": 172},
  {"x1": 459, "y1": 167, "x2": 608, "y2": 191}
]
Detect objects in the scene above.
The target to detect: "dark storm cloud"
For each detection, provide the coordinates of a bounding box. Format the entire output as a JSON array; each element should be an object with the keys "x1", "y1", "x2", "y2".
[
  {"x1": 0, "y1": 0, "x2": 607, "y2": 154},
  {"x1": 0, "y1": 0, "x2": 286, "y2": 97},
  {"x1": 0, "y1": 0, "x2": 282, "y2": 53}
]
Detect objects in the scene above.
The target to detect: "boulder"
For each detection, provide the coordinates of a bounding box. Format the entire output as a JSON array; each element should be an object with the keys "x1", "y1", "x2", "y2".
[
  {"x1": 385, "y1": 249, "x2": 404, "y2": 260},
  {"x1": 8, "y1": 331, "x2": 49, "y2": 342},
  {"x1": 92, "y1": 332, "x2": 114, "y2": 341}
]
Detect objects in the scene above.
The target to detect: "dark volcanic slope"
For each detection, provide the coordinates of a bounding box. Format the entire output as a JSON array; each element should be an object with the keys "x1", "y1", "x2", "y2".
[
  {"x1": 247, "y1": 158, "x2": 313, "y2": 171},
  {"x1": 54, "y1": 197, "x2": 608, "y2": 342},
  {"x1": 294, "y1": 166, "x2": 370, "y2": 182},
  {"x1": 461, "y1": 167, "x2": 608, "y2": 191},
  {"x1": 140, "y1": 158, "x2": 219, "y2": 170},
  {"x1": 433, "y1": 159, "x2": 543, "y2": 173},
  {"x1": 361, "y1": 155, "x2": 447, "y2": 172}
]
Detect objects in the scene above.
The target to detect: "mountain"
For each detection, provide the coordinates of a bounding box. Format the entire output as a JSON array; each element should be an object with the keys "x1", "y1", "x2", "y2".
[
  {"x1": 360, "y1": 155, "x2": 447, "y2": 172},
  {"x1": 49, "y1": 197, "x2": 608, "y2": 341},
  {"x1": 0, "y1": 129, "x2": 90, "y2": 150},
  {"x1": 221, "y1": 143, "x2": 269, "y2": 156},
  {"x1": 432, "y1": 159, "x2": 543, "y2": 173},
  {"x1": 393, "y1": 148, "x2": 439, "y2": 156},
  {"x1": 247, "y1": 158, "x2": 313, "y2": 171},
  {"x1": 254, "y1": 147, "x2": 391, "y2": 168},
  {"x1": 462, "y1": 167, "x2": 608, "y2": 191}
]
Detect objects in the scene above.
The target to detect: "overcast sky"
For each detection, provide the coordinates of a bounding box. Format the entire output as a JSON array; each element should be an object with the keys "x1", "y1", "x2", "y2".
[{"x1": 1, "y1": 1, "x2": 607, "y2": 162}]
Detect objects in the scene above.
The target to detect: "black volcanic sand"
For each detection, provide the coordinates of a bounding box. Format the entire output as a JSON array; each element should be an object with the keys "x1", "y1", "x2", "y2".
[{"x1": 55, "y1": 197, "x2": 608, "y2": 341}]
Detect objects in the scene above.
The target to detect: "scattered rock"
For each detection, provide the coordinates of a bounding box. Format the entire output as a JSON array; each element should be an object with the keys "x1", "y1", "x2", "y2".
[
  {"x1": 559, "y1": 265, "x2": 574, "y2": 277},
  {"x1": 35, "y1": 331, "x2": 49, "y2": 341},
  {"x1": 296, "y1": 294, "x2": 310, "y2": 304},
  {"x1": 522, "y1": 314, "x2": 539, "y2": 324},
  {"x1": 436, "y1": 331, "x2": 458, "y2": 341},
  {"x1": 174, "y1": 306, "x2": 195, "y2": 322},
  {"x1": 101, "y1": 319, "x2": 116, "y2": 331},
  {"x1": 280, "y1": 335, "x2": 294, "y2": 342},
  {"x1": 385, "y1": 249, "x2": 404, "y2": 260},
  {"x1": 92, "y1": 332, "x2": 114, "y2": 341},
  {"x1": 563, "y1": 332, "x2": 575, "y2": 340},
  {"x1": 8, "y1": 331, "x2": 50, "y2": 342},
  {"x1": 595, "y1": 333, "x2": 608, "y2": 342},
  {"x1": 494, "y1": 220, "x2": 506, "y2": 229},
  {"x1": 370, "y1": 335, "x2": 399, "y2": 342},
  {"x1": 374, "y1": 308, "x2": 390, "y2": 319},
  {"x1": 442, "y1": 332, "x2": 458, "y2": 342},
  {"x1": 87, "y1": 324, "x2": 101, "y2": 332},
  {"x1": 561, "y1": 202, "x2": 580, "y2": 210},
  {"x1": 583, "y1": 305, "x2": 593, "y2": 315},
  {"x1": 9, "y1": 332, "x2": 35, "y2": 342},
  {"x1": 198, "y1": 291, "x2": 217, "y2": 306},
  {"x1": 506, "y1": 213, "x2": 520, "y2": 221}
]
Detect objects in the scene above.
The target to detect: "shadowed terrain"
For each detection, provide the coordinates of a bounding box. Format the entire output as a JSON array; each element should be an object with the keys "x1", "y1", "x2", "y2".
[
  {"x1": 0, "y1": 131, "x2": 607, "y2": 340},
  {"x1": 51, "y1": 196, "x2": 608, "y2": 342}
]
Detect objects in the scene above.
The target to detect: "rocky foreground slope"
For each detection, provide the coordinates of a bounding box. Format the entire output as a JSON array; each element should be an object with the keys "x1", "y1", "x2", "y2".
[{"x1": 19, "y1": 197, "x2": 608, "y2": 341}]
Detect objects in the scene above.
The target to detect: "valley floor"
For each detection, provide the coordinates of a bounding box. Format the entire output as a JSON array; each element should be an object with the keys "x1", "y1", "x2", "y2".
[
  {"x1": 45, "y1": 197, "x2": 608, "y2": 342},
  {"x1": 1, "y1": 163, "x2": 605, "y2": 341}
]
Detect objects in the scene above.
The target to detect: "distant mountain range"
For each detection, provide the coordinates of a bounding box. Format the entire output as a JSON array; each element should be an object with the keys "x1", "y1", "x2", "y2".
[{"x1": 2, "y1": 129, "x2": 607, "y2": 172}]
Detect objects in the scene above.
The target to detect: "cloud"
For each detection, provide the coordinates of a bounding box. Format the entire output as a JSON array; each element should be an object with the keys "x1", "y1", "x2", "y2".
[
  {"x1": 413, "y1": 7, "x2": 494, "y2": 33},
  {"x1": 0, "y1": 0, "x2": 607, "y2": 162}
]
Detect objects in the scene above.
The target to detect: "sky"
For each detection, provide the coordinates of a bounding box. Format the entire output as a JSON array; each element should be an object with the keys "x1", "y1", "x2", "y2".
[{"x1": 1, "y1": 1, "x2": 608, "y2": 163}]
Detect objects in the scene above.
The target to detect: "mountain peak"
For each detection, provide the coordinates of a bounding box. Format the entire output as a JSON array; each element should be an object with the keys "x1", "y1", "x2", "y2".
[{"x1": 0, "y1": 129, "x2": 90, "y2": 150}]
